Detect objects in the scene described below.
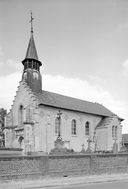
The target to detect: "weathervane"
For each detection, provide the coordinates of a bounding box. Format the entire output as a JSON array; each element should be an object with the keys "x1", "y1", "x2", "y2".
[{"x1": 29, "y1": 11, "x2": 34, "y2": 33}]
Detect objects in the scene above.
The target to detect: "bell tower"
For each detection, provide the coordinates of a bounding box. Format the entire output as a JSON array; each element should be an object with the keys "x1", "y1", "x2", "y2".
[{"x1": 22, "y1": 12, "x2": 42, "y2": 93}]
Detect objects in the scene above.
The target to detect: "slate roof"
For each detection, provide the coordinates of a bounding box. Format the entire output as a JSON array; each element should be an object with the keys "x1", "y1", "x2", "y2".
[
  {"x1": 22, "y1": 33, "x2": 42, "y2": 65},
  {"x1": 122, "y1": 134, "x2": 128, "y2": 144},
  {"x1": 36, "y1": 90, "x2": 114, "y2": 117},
  {"x1": 96, "y1": 117, "x2": 112, "y2": 128}
]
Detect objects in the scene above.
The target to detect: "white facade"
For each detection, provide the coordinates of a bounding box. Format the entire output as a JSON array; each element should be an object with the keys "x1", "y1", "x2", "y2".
[{"x1": 5, "y1": 80, "x2": 123, "y2": 154}]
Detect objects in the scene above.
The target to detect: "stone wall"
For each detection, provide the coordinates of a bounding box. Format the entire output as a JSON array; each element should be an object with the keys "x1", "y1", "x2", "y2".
[
  {"x1": 91, "y1": 154, "x2": 128, "y2": 174},
  {"x1": 0, "y1": 156, "x2": 43, "y2": 179},
  {"x1": 0, "y1": 153, "x2": 128, "y2": 179}
]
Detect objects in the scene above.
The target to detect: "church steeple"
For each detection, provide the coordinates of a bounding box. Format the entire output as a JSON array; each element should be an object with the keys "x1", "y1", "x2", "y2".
[
  {"x1": 22, "y1": 32, "x2": 42, "y2": 69},
  {"x1": 25, "y1": 33, "x2": 39, "y2": 60},
  {"x1": 22, "y1": 12, "x2": 42, "y2": 93}
]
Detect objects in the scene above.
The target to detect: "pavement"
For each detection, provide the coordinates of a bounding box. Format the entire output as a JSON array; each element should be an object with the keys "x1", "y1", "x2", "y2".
[{"x1": 0, "y1": 173, "x2": 128, "y2": 189}]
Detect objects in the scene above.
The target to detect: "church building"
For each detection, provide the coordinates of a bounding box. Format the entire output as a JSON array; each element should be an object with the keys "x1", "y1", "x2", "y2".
[{"x1": 5, "y1": 18, "x2": 123, "y2": 154}]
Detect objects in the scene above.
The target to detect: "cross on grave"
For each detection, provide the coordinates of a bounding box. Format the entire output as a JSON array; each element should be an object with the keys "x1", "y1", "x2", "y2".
[
  {"x1": 81, "y1": 143, "x2": 86, "y2": 153},
  {"x1": 57, "y1": 110, "x2": 62, "y2": 118},
  {"x1": 86, "y1": 137, "x2": 92, "y2": 153},
  {"x1": 57, "y1": 110, "x2": 62, "y2": 141},
  {"x1": 87, "y1": 138, "x2": 92, "y2": 148}
]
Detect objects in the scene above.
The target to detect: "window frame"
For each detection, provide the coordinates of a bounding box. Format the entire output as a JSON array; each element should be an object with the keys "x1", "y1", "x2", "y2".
[
  {"x1": 18, "y1": 105, "x2": 24, "y2": 127},
  {"x1": 85, "y1": 121, "x2": 90, "y2": 136},
  {"x1": 112, "y1": 125, "x2": 115, "y2": 138},
  {"x1": 71, "y1": 119, "x2": 77, "y2": 136},
  {"x1": 115, "y1": 126, "x2": 118, "y2": 139}
]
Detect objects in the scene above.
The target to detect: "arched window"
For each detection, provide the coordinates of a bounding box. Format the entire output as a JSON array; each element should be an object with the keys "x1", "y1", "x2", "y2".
[
  {"x1": 71, "y1": 119, "x2": 77, "y2": 135},
  {"x1": 112, "y1": 125, "x2": 115, "y2": 138},
  {"x1": 18, "y1": 105, "x2": 24, "y2": 127},
  {"x1": 26, "y1": 108, "x2": 33, "y2": 122},
  {"x1": 115, "y1": 126, "x2": 118, "y2": 139},
  {"x1": 85, "y1": 121, "x2": 90, "y2": 136},
  {"x1": 55, "y1": 117, "x2": 60, "y2": 135}
]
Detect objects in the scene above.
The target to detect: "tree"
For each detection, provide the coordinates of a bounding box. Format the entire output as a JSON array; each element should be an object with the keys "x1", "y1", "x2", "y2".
[{"x1": 0, "y1": 108, "x2": 7, "y2": 147}]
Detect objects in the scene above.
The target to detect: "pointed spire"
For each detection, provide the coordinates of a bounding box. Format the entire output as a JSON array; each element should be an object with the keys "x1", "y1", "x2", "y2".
[
  {"x1": 25, "y1": 33, "x2": 39, "y2": 60},
  {"x1": 22, "y1": 12, "x2": 42, "y2": 66},
  {"x1": 21, "y1": 12, "x2": 42, "y2": 93},
  {"x1": 25, "y1": 11, "x2": 39, "y2": 61}
]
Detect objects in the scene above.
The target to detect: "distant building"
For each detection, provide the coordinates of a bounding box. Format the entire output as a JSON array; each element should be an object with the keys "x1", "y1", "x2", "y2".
[
  {"x1": 5, "y1": 19, "x2": 123, "y2": 154},
  {"x1": 122, "y1": 134, "x2": 128, "y2": 149}
]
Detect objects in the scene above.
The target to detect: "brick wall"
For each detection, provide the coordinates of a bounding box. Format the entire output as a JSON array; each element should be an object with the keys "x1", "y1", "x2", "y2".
[
  {"x1": 0, "y1": 153, "x2": 128, "y2": 179},
  {"x1": 91, "y1": 154, "x2": 128, "y2": 174},
  {"x1": 48, "y1": 155, "x2": 91, "y2": 176},
  {"x1": 0, "y1": 156, "x2": 45, "y2": 179}
]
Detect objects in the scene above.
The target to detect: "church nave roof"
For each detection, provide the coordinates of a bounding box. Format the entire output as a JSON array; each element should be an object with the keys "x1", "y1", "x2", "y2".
[{"x1": 36, "y1": 90, "x2": 114, "y2": 117}]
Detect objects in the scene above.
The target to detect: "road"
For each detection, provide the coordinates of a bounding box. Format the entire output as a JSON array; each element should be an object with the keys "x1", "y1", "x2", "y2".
[
  {"x1": 1, "y1": 174, "x2": 128, "y2": 189},
  {"x1": 50, "y1": 181, "x2": 128, "y2": 189}
]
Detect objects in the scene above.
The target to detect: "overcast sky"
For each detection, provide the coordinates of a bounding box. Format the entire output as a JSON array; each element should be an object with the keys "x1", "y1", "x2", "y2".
[{"x1": 0, "y1": 0, "x2": 128, "y2": 133}]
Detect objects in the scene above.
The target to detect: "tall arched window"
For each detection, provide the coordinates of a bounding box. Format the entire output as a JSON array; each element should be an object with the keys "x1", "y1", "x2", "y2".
[
  {"x1": 18, "y1": 105, "x2": 24, "y2": 127},
  {"x1": 112, "y1": 125, "x2": 115, "y2": 138},
  {"x1": 85, "y1": 121, "x2": 90, "y2": 136},
  {"x1": 115, "y1": 126, "x2": 118, "y2": 139},
  {"x1": 55, "y1": 117, "x2": 60, "y2": 135},
  {"x1": 71, "y1": 119, "x2": 77, "y2": 135}
]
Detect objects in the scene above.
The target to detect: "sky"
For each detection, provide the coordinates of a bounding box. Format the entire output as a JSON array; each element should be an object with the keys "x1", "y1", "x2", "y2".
[{"x1": 0, "y1": 0, "x2": 128, "y2": 133}]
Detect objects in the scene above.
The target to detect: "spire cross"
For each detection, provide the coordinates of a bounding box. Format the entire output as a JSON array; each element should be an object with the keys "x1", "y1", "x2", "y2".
[{"x1": 29, "y1": 11, "x2": 34, "y2": 33}]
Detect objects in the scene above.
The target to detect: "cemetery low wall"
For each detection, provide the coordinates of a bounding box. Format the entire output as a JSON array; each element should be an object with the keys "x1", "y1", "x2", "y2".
[
  {"x1": 0, "y1": 148, "x2": 22, "y2": 155},
  {"x1": 0, "y1": 153, "x2": 128, "y2": 179}
]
